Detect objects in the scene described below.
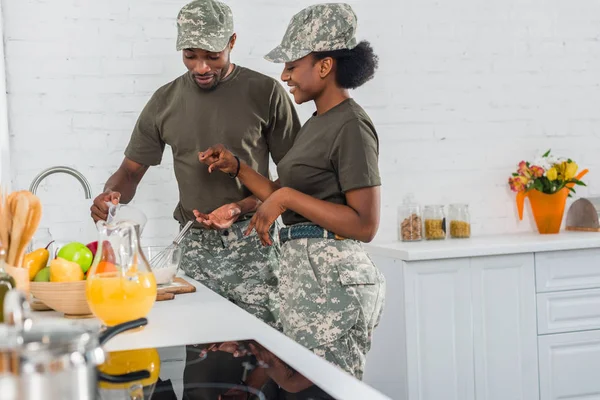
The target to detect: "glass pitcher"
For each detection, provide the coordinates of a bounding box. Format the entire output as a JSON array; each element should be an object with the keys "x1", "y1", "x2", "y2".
[{"x1": 86, "y1": 220, "x2": 157, "y2": 327}]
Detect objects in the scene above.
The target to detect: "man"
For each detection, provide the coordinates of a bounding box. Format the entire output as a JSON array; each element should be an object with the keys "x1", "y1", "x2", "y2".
[{"x1": 90, "y1": 0, "x2": 300, "y2": 329}]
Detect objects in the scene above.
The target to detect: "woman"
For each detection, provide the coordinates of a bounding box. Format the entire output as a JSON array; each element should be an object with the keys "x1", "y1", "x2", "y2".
[{"x1": 198, "y1": 3, "x2": 386, "y2": 386}]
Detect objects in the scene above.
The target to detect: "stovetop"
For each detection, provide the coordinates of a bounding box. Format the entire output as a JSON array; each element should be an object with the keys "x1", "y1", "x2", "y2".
[{"x1": 96, "y1": 339, "x2": 336, "y2": 400}]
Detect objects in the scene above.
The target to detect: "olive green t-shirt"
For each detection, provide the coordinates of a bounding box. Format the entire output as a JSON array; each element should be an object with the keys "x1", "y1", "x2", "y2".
[
  {"x1": 124, "y1": 66, "x2": 301, "y2": 227},
  {"x1": 276, "y1": 98, "x2": 381, "y2": 226}
]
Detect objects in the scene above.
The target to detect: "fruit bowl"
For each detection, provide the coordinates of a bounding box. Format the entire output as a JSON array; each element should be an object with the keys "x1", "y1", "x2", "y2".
[{"x1": 29, "y1": 281, "x2": 93, "y2": 318}]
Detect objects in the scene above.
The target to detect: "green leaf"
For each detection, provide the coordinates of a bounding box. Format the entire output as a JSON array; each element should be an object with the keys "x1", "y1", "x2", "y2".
[
  {"x1": 572, "y1": 179, "x2": 587, "y2": 187},
  {"x1": 568, "y1": 186, "x2": 576, "y2": 193},
  {"x1": 542, "y1": 149, "x2": 551, "y2": 157},
  {"x1": 512, "y1": 173, "x2": 519, "y2": 177}
]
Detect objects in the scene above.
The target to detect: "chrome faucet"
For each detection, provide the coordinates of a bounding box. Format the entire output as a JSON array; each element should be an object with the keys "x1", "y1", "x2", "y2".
[{"x1": 29, "y1": 166, "x2": 92, "y2": 199}]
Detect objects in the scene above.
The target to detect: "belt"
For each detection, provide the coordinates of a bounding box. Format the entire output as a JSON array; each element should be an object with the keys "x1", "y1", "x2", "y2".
[{"x1": 279, "y1": 224, "x2": 345, "y2": 244}]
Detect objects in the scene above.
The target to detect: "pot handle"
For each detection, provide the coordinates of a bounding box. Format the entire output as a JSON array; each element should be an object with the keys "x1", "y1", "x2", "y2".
[
  {"x1": 99, "y1": 318, "x2": 148, "y2": 346},
  {"x1": 97, "y1": 370, "x2": 151, "y2": 383},
  {"x1": 3, "y1": 290, "x2": 32, "y2": 330}
]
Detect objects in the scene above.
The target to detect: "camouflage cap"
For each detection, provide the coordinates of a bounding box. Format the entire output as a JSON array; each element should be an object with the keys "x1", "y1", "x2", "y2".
[
  {"x1": 265, "y1": 3, "x2": 358, "y2": 63},
  {"x1": 176, "y1": 0, "x2": 234, "y2": 52}
]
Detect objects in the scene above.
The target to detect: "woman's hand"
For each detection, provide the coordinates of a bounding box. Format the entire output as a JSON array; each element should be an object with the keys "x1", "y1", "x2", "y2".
[
  {"x1": 198, "y1": 144, "x2": 239, "y2": 175},
  {"x1": 244, "y1": 189, "x2": 288, "y2": 246}
]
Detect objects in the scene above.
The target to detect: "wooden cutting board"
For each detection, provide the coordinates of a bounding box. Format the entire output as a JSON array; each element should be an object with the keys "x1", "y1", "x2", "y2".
[
  {"x1": 30, "y1": 278, "x2": 195, "y2": 306},
  {"x1": 156, "y1": 277, "x2": 196, "y2": 301}
]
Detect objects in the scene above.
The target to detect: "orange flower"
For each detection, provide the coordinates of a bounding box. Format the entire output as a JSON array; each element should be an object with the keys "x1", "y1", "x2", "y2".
[
  {"x1": 517, "y1": 161, "x2": 530, "y2": 177},
  {"x1": 509, "y1": 175, "x2": 528, "y2": 192},
  {"x1": 529, "y1": 165, "x2": 544, "y2": 178}
]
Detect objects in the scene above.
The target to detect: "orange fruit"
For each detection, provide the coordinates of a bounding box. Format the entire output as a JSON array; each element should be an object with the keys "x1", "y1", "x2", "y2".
[{"x1": 95, "y1": 261, "x2": 118, "y2": 275}]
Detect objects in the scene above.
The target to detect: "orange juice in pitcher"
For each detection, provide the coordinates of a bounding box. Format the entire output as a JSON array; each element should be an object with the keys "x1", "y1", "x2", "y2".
[{"x1": 86, "y1": 220, "x2": 157, "y2": 327}]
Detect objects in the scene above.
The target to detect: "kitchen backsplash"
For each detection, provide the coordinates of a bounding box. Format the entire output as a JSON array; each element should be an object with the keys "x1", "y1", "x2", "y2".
[{"x1": 3, "y1": 0, "x2": 599, "y2": 246}]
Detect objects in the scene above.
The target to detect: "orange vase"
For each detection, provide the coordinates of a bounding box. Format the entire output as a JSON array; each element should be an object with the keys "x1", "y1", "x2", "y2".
[
  {"x1": 527, "y1": 188, "x2": 569, "y2": 234},
  {"x1": 516, "y1": 169, "x2": 589, "y2": 234}
]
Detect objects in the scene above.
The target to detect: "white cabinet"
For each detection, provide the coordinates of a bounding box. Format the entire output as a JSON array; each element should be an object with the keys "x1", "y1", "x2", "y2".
[
  {"x1": 537, "y1": 288, "x2": 600, "y2": 334},
  {"x1": 535, "y1": 249, "x2": 600, "y2": 292},
  {"x1": 539, "y1": 330, "x2": 600, "y2": 400},
  {"x1": 535, "y1": 248, "x2": 600, "y2": 400},
  {"x1": 364, "y1": 238, "x2": 600, "y2": 400},
  {"x1": 404, "y1": 259, "x2": 474, "y2": 400},
  {"x1": 471, "y1": 255, "x2": 539, "y2": 400},
  {"x1": 365, "y1": 253, "x2": 539, "y2": 400}
]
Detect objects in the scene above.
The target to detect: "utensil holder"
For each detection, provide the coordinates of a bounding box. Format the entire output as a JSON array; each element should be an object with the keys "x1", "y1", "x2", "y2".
[{"x1": 4, "y1": 265, "x2": 29, "y2": 295}]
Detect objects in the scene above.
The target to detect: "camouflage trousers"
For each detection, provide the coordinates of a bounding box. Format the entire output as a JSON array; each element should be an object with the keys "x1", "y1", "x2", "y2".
[
  {"x1": 180, "y1": 219, "x2": 281, "y2": 330},
  {"x1": 279, "y1": 238, "x2": 386, "y2": 380}
]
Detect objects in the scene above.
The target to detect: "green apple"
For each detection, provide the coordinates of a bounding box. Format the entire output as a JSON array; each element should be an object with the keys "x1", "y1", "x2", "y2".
[
  {"x1": 34, "y1": 267, "x2": 50, "y2": 282},
  {"x1": 57, "y1": 242, "x2": 94, "y2": 273}
]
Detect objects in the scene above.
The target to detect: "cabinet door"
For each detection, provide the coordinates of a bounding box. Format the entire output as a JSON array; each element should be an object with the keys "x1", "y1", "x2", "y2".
[
  {"x1": 471, "y1": 254, "x2": 539, "y2": 400},
  {"x1": 538, "y1": 288, "x2": 600, "y2": 334},
  {"x1": 405, "y1": 258, "x2": 474, "y2": 400},
  {"x1": 535, "y1": 248, "x2": 600, "y2": 293},
  {"x1": 539, "y1": 330, "x2": 600, "y2": 400}
]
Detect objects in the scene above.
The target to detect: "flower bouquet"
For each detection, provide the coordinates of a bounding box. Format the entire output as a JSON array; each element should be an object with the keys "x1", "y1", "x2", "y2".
[{"x1": 508, "y1": 150, "x2": 588, "y2": 234}]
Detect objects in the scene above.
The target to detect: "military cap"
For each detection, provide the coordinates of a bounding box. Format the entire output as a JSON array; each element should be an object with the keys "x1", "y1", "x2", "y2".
[
  {"x1": 176, "y1": 0, "x2": 234, "y2": 52},
  {"x1": 265, "y1": 3, "x2": 358, "y2": 63}
]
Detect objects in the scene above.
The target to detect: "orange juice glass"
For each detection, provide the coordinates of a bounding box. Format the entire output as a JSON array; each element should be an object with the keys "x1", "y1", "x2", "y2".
[
  {"x1": 86, "y1": 271, "x2": 156, "y2": 327},
  {"x1": 86, "y1": 219, "x2": 157, "y2": 327}
]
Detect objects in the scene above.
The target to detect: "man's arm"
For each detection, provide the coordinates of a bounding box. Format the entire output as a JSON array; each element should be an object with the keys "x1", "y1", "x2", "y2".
[
  {"x1": 90, "y1": 158, "x2": 149, "y2": 222},
  {"x1": 265, "y1": 82, "x2": 302, "y2": 165},
  {"x1": 103, "y1": 158, "x2": 149, "y2": 203}
]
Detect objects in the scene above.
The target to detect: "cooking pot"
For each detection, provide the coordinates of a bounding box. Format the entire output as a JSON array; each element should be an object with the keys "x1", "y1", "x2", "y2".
[{"x1": 2, "y1": 289, "x2": 151, "y2": 400}]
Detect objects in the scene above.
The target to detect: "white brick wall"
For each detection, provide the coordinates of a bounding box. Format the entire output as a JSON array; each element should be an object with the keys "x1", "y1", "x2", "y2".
[{"x1": 2, "y1": 0, "x2": 600, "y2": 247}]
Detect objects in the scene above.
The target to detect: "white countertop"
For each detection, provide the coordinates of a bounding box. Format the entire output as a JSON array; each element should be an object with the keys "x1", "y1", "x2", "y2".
[
  {"x1": 365, "y1": 231, "x2": 600, "y2": 261},
  {"x1": 31, "y1": 276, "x2": 391, "y2": 400}
]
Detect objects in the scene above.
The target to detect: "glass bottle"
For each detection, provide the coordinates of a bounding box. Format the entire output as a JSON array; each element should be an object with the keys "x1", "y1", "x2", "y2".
[
  {"x1": 424, "y1": 205, "x2": 446, "y2": 240},
  {"x1": 449, "y1": 204, "x2": 471, "y2": 239},
  {"x1": 86, "y1": 220, "x2": 157, "y2": 327},
  {"x1": 0, "y1": 248, "x2": 16, "y2": 323}
]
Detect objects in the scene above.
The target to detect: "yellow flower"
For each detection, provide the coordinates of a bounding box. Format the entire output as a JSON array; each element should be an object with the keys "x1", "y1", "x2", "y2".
[
  {"x1": 557, "y1": 162, "x2": 567, "y2": 179},
  {"x1": 565, "y1": 161, "x2": 578, "y2": 180},
  {"x1": 546, "y1": 167, "x2": 558, "y2": 181}
]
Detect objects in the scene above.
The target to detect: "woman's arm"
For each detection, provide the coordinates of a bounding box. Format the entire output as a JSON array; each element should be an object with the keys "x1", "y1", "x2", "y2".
[
  {"x1": 199, "y1": 145, "x2": 280, "y2": 201},
  {"x1": 247, "y1": 185, "x2": 380, "y2": 245},
  {"x1": 282, "y1": 186, "x2": 380, "y2": 242}
]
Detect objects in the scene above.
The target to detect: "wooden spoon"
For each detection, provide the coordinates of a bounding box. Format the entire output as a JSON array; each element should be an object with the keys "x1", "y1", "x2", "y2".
[
  {"x1": 7, "y1": 193, "x2": 28, "y2": 266},
  {"x1": 15, "y1": 193, "x2": 42, "y2": 267}
]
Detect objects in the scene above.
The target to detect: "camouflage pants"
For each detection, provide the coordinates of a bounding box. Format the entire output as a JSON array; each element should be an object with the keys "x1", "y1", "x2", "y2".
[
  {"x1": 180, "y1": 219, "x2": 281, "y2": 329},
  {"x1": 279, "y1": 238, "x2": 386, "y2": 380}
]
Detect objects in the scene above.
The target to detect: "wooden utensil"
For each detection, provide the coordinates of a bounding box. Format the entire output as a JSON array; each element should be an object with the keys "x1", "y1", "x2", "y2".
[{"x1": 0, "y1": 190, "x2": 43, "y2": 268}]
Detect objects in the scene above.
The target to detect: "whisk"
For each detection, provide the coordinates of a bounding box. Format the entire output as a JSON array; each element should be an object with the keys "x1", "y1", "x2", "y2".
[{"x1": 148, "y1": 220, "x2": 194, "y2": 271}]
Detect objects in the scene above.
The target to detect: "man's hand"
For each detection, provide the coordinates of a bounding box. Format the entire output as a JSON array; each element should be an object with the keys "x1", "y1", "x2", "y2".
[
  {"x1": 90, "y1": 190, "x2": 121, "y2": 222},
  {"x1": 193, "y1": 203, "x2": 242, "y2": 230},
  {"x1": 199, "y1": 144, "x2": 239, "y2": 175}
]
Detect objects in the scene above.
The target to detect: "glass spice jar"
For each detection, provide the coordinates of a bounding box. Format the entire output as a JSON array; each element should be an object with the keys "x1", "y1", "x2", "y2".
[
  {"x1": 448, "y1": 204, "x2": 471, "y2": 239},
  {"x1": 424, "y1": 205, "x2": 446, "y2": 240},
  {"x1": 398, "y1": 204, "x2": 423, "y2": 242}
]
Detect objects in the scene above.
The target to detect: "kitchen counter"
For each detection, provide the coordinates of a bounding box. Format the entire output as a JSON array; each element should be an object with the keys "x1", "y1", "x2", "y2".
[
  {"x1": 31, "y1": 276, "x2": 391, "y2": 400},
  {"x1": 365, "y1": 231, "x2": 600, "y2": 261}
]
